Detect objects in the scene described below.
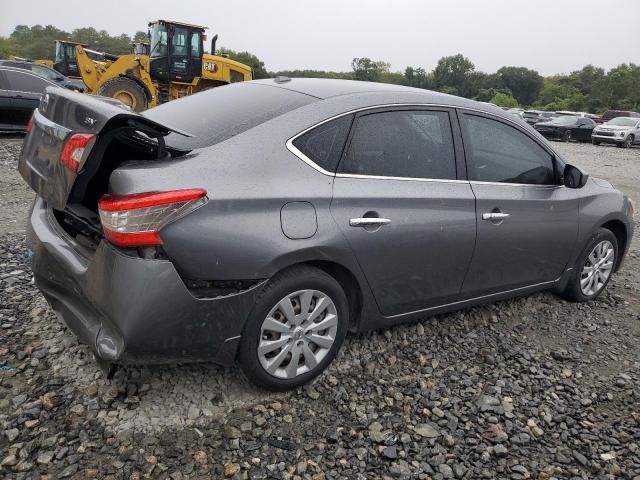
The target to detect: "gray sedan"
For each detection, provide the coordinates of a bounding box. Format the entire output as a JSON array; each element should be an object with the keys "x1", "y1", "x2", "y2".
[{"x1": 19, "y1": 79, "x2": 634, "y2": 390}]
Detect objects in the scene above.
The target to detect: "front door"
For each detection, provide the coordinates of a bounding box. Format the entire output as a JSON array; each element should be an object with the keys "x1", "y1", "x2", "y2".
[
  {"x1": 458, "y1": 112, "x2": 580, "y2": 296},
  {"x1": 330, "y1": 108, "x2": 477, "y2": 316},
  {"x1": 168, "y1": 26, "x2": 201, "y2": 83}
]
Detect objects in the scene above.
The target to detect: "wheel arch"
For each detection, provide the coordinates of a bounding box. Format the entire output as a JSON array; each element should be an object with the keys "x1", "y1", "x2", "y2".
[
  {"x1": 119, "y1": 73, "x2": 153, "y2": 103},
  {"x1": 601, "y1": 218, "x2": 628, "y2": 271}
]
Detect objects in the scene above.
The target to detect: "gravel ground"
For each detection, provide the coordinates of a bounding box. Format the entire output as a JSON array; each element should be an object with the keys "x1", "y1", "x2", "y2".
[{"x1": 1, "y1": 136, "x2": 639, "y2": 480}]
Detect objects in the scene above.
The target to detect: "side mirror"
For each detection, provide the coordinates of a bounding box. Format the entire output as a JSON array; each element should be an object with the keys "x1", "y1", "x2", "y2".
[{"x1": 564, "y1": 164, "x2": 589, "y2": 189}]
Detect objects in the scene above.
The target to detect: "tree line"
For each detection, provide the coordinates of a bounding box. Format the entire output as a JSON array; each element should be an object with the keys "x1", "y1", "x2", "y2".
[{"x1": 1, "y1": 25, "x2": 638, "y2": 114}]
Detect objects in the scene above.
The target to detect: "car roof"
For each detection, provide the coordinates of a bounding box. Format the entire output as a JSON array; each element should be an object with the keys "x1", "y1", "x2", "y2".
[
  {"x1": 0, "y1": 65, "x2": 59, "y2": 82},
  {"x1": 250, "y1": 77, "x2": 505, "y2": 115}
]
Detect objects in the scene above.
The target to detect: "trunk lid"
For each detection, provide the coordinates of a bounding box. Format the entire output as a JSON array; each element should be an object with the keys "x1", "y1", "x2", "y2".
[{"x1": 18, "y1": 87, "x2": 191, "y2": 210}]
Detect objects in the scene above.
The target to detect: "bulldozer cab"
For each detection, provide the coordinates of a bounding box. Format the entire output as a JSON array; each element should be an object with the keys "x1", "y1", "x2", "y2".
[
  {"x1": 149, "y1": 20, "x2": 204, "y2": 83},
  {"x1": 54, "y1": 40, "x2": 85, "y2": 78}
]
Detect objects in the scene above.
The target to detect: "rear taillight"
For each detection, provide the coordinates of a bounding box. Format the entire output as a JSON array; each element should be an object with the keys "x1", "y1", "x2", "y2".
[
  {"x1": 60, "y1": 133, "x2": 95, "y2": 172},
  {"x1": 25, "y1": 115, "x2": 34, "y2": 134},
  {"x1": 98, "y1": 189, "x2": 208, "y2": 247}
]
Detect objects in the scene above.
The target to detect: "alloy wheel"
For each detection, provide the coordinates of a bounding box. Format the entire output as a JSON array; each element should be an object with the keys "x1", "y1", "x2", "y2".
[
  {"x1": 258, "y1": 290, "x2": 338, "y2": 379},
  {"x1": 580, "y1": 240, "x2": 615, "y2": 296}
]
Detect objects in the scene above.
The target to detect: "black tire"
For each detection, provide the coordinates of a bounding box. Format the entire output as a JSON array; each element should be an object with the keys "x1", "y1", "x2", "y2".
[
  {"x1": 622, "y1": 135, "x2": 634, "y2": 149},
  {"x1": 97, "y1": 77, "x2": 148, "y2": 112},
  {"x1": 238, "y1": 266, "x2": 349, "y2": 391},
  {"x1": 560, "y1": 228, "x2": 618, "y2": 302},
  {"x1": 592, "y1": 139, "x2": 601, "y2": 146},
  {"x1": 562, "y1": 129, "x2": 572, "y2": 142}
]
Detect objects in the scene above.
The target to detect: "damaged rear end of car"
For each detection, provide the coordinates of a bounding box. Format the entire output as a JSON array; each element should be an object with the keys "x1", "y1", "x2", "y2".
[{"x1": 20, "y1": 87, "x2": 265, "y2": 370}]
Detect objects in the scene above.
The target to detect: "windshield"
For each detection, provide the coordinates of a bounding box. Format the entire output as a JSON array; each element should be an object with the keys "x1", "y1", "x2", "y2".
[
  {"x1": 548, "y1": 117, "x2": 578, "y2": 126},
  {"x1": 150, "y1": 23, "x2": 168, "y2": 58},
  {"x1": 143, "y1": 82, "x2": 317, "y2": 151},
  {"x1": 55, "y1": 42, "x2": 63, "y2": 63},
  {"x1": 31, "y1": 64, "x2": 58, "y2": 80},
  {"x1": 607, "y1": 117, "x2": 638, "y2": 127}
]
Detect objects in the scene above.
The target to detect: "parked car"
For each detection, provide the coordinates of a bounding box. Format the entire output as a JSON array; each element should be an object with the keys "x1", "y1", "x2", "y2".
[
  {"x1": 594, "y1": 110, "x2": 640, "y2": 124},
  {"x1": 0, "y1": 60, "x2": 84, "y2": 92},
  {"x1": 534, "y1": 116, "x2": 596, "y2": 142},
  {"x1": 522, "y1": 110, "x2": 555, "y2": 125},
  {"x1": 592, "y1": 117, "x2": 640, "y2": 148},
  {"x1": 0, "y1": 66, "x2": 66, "y2": 132},
  {"x1": 19, "y1": 80, "x2": 634, "y2": 390},
  {"x1": 506, "y1": 108, "x2": 524, "y2": 119}
]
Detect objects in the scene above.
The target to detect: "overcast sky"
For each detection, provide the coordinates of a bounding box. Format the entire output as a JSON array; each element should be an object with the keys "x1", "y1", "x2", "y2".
[{"x1": 1, "y1": 0, "x2": 639, "y2": 75}]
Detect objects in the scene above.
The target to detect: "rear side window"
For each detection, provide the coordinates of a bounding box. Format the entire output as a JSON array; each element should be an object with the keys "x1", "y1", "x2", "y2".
[
  {"x1": 462, "y1": 114, "x2": 555, "y2": 185},
  {"x1": 3, "y1": 70, "x2": 51, "y2": 93},
  {"x1": 292, "y1": 115, "x2": 352, "y2": 172},
  {"x1": 339, "y1": 110, "x2": 457, "y2": 180},
  {"x1": 144, "y1": 83, "x2": 317, "y2": 151}
]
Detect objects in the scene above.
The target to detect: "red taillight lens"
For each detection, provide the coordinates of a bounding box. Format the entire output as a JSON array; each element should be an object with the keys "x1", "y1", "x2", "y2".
[
  {"x1": 98, "y1": 189, "x2": 208, "y2": 247},
  {"x1": 25, "y1": 115, "x2": 34, "y2": 134},
  {"x1": 60, "y1": 133, "x2": 95, "y2": 172}
]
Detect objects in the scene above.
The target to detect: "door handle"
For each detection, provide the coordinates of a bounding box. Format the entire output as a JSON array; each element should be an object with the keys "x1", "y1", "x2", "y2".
[
  {"x1": 349, "y1": 217, "x2": 392, "y2": 227},
  {"x1": 482, "y1": 212, "x2": 510, "y2": 221}
]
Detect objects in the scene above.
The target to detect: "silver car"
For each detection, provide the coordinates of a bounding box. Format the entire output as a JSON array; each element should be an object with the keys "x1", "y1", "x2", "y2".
[{"x1": 19, "y1": 79, "x2": 634, "y2": 390}]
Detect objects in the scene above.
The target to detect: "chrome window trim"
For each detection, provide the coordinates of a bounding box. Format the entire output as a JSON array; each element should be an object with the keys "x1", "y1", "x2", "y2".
[
  {"x1": 336, "y1": 173, "x2": 469, "y2": 184},
  {"x1": 0, "y1": 66, "x2": 58, "y2": 93},
  {"x1": 285, "y1": 102, "x2": 560, "y2": 186},
  {"x1": 387, "y1": 278, "x2": 559, "y2": 319},
  {"x1": 469, "y1": 180, "x2": 562, "y2": 189}
]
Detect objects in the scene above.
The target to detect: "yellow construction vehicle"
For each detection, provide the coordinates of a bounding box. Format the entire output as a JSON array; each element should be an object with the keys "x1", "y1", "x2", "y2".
[
  {"x1": 53, "y1": 40, "x2": 87, "y2": 78},
  {"x1": 75, "y1": 19, "x2": 253, "y2": 111}
]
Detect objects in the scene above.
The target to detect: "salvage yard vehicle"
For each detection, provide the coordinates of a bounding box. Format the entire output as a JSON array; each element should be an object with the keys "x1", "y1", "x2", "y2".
[
  {"x1": 522, "y1": 110, "x2": 554, "y2": 125},
  {"x1": 0, "y1": 59, "x2": 84, "y2": 91},
  {"x1": 0, "y1": 66, "x2": 68, "y2": 131},
  {"x1": 533, "y1": 115, "x2": 596, "y2": 142},
  {"x1": 75, "y1": 19, "x2": 252, "y2": 111},
  {"x1": 592, "y1": 117, "x2": 640, "y2": 148},
  {"x1": 594, "y1": 109, "x2": 640, "y2": 124},
  {"x1": 19, "y1": 79, "x2": 634, "y2": 390}
]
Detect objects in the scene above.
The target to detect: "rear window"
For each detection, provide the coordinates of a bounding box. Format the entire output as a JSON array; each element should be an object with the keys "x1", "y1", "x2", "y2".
[{"x1": 143, "y1": 82, "x2": 317, "y2": 151}]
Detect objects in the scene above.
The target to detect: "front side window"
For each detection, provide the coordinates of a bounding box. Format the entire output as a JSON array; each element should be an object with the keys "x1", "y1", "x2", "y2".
[
  {"x1": 292, "y1": 115, "x2": 353, "y2": 172},
  {"x1": 55, "y1": 42, "x2": 64, "y2": 63},
  {"x1": 462, "y1": 114, "x2": 556, "y2": 185},
  {"x1": 31, "y1": 65, "x2": 58, "y2": 80},
  {"x1": 4, "y1": 70, "x2": 50, "y2": 93},
  {"x1": 339, "y1": 110, "x2": 457, "y2": 180}
]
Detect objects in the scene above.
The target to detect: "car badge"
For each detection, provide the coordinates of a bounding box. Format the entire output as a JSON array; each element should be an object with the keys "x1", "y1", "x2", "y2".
[
  {"x1": 84, "y1": 116, "x2": 97, "y2": 126},
  {"x1": 41, "y1": 93, "x2": 49, "y2": 113}
]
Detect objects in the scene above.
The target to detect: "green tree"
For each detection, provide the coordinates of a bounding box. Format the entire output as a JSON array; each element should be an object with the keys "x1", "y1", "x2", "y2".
[
  {"x1": 218, "y1": 48, "x2": 269, "y2": 79},
  {"x1": 352, "y1": 57, "x2": 386, "y2": 82},
  {"x1": 0, "y1": 36, "x2": 18, "y2": 58},
  {"x1": 496, "y1": 66, "x2": 543, "y2": 106},
  {"x1": 9, "y1": 24, "x2": 70, "y2": 60},
  {"x1": 489, "y1": 92, "x2": 519, "y2": 108},
  {"x1": 433, "y1": 54, "x2": 475, "y2": 96},
  {"x1": 133, "y1": 31, "x2": 148, "y2": 43}
]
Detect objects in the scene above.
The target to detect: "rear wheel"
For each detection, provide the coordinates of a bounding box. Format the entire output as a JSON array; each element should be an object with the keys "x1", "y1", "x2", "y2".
[
  {"x1": 238, "y1": 266, "x2": 348, "y2": 391},
  {"x1": 562, "y1": 129, "x2": 572, "y2": 142},
  {"x1": 560, "y1": 228, "x2": 618, "y2": 302},
  {"x1": 97, "y1": 77, "x2": 148, "y2": 112}
]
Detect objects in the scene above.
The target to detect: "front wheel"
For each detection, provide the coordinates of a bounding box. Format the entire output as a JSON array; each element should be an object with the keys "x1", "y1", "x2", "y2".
[
  {"x1": 238, "y1": 266, "x2": 349, "y2": 391},
  {"x1": 622, "y1": 135, "x2": 634, "y2": 149},
  {"x1": 560, "y1": 228, "x2": 618, "y2": 302},
  {"x1": 562, "y1": 129, "x2": 572, "y2": 142},
  {"x1": 97, "y1": 77, "x2": 148, "y2": 112},
  {"x1": 592, "y1": 139, "x2": 601, "y2": 146}
]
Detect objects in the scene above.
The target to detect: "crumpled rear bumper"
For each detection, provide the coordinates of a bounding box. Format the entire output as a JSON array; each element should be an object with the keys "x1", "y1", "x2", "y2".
[{"x1": 27, "y1": 197, "x2": 265, "y2": 366}]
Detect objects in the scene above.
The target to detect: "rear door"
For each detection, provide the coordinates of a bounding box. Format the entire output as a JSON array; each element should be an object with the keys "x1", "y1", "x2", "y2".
[
  {"x1": 3, "y1": 69, "x2": 50, "y2": 126},
  {"x1": 330, "y1": 107, "x2": 477, "y2": 316},
  {"x1": 0, "y1": 71, "x2": 15, "y2": 129},
  {"x1": 458, "y1": 111, "x2": 580, "y2": 296}
]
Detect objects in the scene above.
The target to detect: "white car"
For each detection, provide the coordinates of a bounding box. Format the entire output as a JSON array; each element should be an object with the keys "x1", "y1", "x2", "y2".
[{"x1": 592, "y1": 117, "x2": 640, "y2": 148}]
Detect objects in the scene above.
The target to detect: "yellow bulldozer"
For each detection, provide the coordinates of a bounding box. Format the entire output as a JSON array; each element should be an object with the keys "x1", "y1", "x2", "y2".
[{"x1": 75, "y1": 19, "x2": 253, "y2": 111}]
